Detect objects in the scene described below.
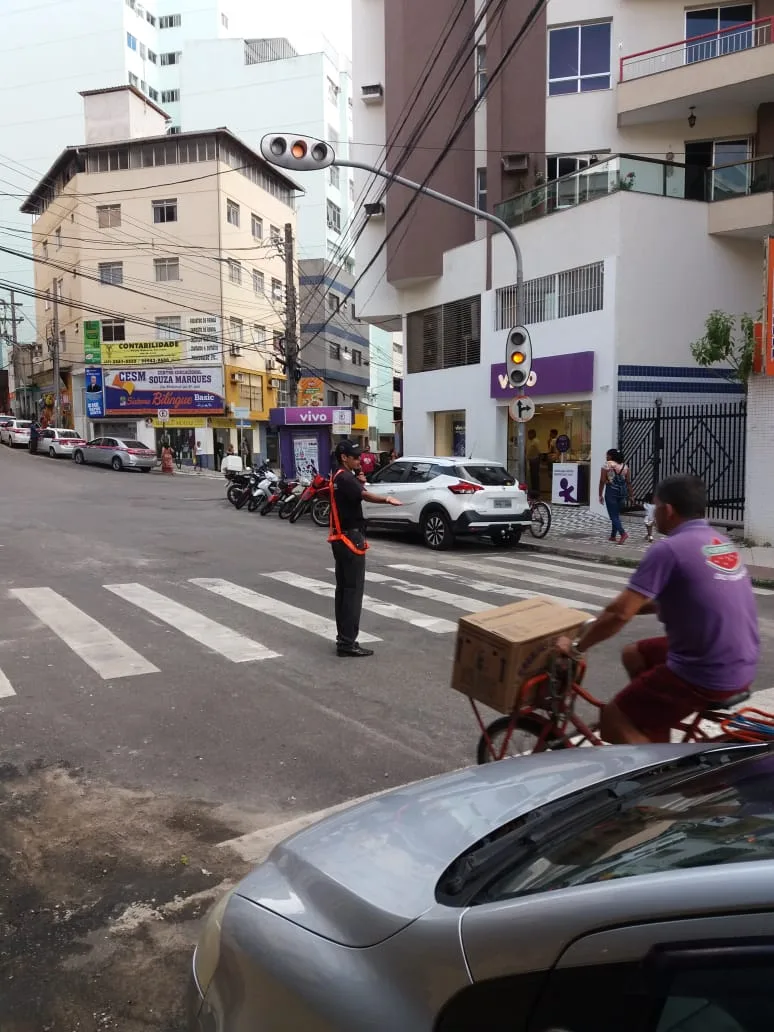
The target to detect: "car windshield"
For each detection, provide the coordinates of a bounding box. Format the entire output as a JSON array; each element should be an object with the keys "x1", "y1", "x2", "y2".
[
  {"x1": 455, "y1": 463, "x2": 515, "y2": 486},
  {"x1": 484, "y1": 752, "x2": 774, "y2": 902},
  {"x1": 118, "y1": 440, "x2": 148, "y2": 449}
]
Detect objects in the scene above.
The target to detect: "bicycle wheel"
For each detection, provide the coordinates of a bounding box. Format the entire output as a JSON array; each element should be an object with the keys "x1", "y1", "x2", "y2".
[
  {"x1": 529, "y1": 501, "x2": 552, "y2": 539},
  {"x1": 477, "y1": 714, "x2": 563, "y2": 765}
]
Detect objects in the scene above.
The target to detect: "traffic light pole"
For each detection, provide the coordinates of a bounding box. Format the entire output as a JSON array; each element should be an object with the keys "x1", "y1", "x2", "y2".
[{"x1": 334, "y1": 158, "x2": 528, "y2": 483}]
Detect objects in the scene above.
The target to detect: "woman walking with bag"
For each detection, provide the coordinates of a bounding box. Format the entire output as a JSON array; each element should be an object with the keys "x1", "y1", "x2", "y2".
[{"x1": 599, "y1": 448, "x2": 632, "y2": 544}]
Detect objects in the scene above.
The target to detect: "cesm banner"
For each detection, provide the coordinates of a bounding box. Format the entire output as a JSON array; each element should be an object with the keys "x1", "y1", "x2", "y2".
[{"x1": 103, "y1": 367, "x2": 225, "y2": 416}]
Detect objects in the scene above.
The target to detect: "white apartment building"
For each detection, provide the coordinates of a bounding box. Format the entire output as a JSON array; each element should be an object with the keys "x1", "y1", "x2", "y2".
[
  {"x1": 353, "y1": 0, "x2": 768, "y2": 530},
  {"x1": 20, "y1": 87, "x2": 299, "y2": 465},
  {"x1": 180, "y1": 35, "x2": 355, "y2": 266},
  {"x1": 1, "y1": 0, "x2": 264, "y2": 341}
]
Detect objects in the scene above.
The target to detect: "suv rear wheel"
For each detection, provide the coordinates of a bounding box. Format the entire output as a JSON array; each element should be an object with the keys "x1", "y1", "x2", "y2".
[{"x1": 421, "y1": 509, "x2": 454, "y2": 550}]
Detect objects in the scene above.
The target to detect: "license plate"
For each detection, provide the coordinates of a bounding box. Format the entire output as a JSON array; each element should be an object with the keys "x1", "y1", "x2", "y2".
[{"x1": 494, "y1": 499, "x2": 511, "y2": 510}]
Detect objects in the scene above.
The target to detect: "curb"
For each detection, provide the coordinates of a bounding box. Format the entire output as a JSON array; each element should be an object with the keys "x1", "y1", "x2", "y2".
[{"x1": 519, "y1": 540, "x2": 774, "y2": 590}]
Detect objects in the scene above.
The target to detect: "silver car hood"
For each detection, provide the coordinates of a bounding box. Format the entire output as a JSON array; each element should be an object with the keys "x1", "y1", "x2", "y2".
[{"x1": 233, "y1": 745, "x2": 711, "y2": 948}]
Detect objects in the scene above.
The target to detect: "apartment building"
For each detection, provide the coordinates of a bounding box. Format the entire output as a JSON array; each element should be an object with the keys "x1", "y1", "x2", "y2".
[
  {"x1": 20, "y1": 86, "x2": 299, "y2": 463},
  {"x1": 180, "y1": 35, "x2": 377, "y2": 436},
  {"x1": 353, "y1": 0, "x2": 770, "y2": 525},
  {"x1": 2, "y1": 0, "x2": 263, "y2": 338}
]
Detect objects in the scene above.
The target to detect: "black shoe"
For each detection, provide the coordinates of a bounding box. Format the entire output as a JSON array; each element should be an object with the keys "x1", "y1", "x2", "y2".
[{"x1": 337, "y1": 643, "x2": 374, "y2": 658}]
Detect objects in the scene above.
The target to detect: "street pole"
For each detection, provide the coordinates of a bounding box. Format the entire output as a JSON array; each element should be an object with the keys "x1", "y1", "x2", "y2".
[
  {"x1": 283, "y1": 222, "x2": 299, "y2": 407},
  {"x1": 333, "y1": 158, "x2": 527, "y2": 481},
  {"x1": 9, "y1": 290, "x2": 21, "y2": 417},
  {"x1": 51, "y1": 279, "x2": 61, "y2": 426}
]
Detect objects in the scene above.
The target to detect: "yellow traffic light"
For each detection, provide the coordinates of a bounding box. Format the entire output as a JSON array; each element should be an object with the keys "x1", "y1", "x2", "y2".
[
  {"x1": 510, "y1": 351, "x2": 525, "y2": 365},
  {"x1": 506, "y1": 326, "x2": 532, "y2": 388},
  {"x1": 291, "y1": 140, "x2": 308, "y2": 159}
]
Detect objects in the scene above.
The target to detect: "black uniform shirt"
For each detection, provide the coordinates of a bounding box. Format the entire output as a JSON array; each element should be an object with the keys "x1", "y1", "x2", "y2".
[{"x1": 333, "y1": 468, "x2": 366, "y2": 532}]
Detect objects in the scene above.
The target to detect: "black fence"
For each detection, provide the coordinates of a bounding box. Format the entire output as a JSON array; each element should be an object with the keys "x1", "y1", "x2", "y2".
[{"x1": 618, "y1": 400, "x2": 747, "y2": 525}]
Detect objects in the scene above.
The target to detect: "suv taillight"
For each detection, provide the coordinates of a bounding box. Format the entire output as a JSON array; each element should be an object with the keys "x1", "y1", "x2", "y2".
[
  {"x1": 518, "y1": 482, "x2": 528, "y2": 492},
  {"x1": 448, "y1": 480, "x2": 483, "y2": 495}
]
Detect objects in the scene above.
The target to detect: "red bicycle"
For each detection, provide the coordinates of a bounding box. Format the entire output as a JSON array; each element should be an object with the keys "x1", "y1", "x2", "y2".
[{"x1": 473, "y1": 651, "x2": 774, "y2": 764}]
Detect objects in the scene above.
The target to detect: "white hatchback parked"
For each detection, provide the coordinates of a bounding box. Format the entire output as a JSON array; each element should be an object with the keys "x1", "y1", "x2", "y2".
[
  {"x1": 362, "y1": 456, "x2": 531, "y2": 550},
  {"x1": 38, "y1": 427, "x2": 87, "y2": 458},
  {"x1": 0, "y1": 418, "x2": 32, "y2": 447}
]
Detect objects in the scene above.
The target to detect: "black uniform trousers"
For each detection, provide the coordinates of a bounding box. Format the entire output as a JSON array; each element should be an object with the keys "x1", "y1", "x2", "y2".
[{"x1": 331, "y1": 539, "x2": 366, "y2": 647}]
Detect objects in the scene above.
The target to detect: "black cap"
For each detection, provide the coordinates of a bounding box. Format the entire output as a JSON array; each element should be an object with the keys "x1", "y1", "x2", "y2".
[{"x1": 335, "y1": 440, "x2": 362, "y2": 459}]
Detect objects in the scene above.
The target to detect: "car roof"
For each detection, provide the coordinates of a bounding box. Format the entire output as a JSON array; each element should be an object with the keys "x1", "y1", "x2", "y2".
[{"x1": 394, "y1": 456, "x2": 506, "y2": 466}]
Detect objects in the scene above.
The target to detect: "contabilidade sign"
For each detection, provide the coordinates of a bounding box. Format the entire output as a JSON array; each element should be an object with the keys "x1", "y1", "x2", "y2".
[{"x1": 104, "y1": 366, "x2": 225, "y2": 416}]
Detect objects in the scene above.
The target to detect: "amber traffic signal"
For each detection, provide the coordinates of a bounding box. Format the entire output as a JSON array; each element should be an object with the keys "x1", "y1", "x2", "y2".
[
  {"x1": 260, "y1": 134, "x2": 335, "y2": 171},
  {"x1": 506, "y1": 326, "x2": 532, "y2": 388}
]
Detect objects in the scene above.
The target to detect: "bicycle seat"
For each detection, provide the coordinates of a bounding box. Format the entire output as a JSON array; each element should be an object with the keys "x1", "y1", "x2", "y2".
[{"x1": 700, "y1": 690, "x2": 751, "y2": 712}]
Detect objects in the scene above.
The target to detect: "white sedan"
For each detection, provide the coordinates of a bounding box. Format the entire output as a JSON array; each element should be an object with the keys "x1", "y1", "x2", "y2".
[
  {"x1": 0, "y1": 419, "x2": 32, "y2": 447},
  {"x1": 39, "y1": 427, "x2": 87, "y2": 458}
]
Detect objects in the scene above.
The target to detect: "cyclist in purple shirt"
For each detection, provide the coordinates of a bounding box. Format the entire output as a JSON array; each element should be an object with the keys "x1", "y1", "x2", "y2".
[{"x1": 558, "y1": 475, "x2": 759, "y2": 744}]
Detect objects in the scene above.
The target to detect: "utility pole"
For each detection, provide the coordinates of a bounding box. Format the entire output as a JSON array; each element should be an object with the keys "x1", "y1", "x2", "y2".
[
  {"x1": 283, "y1": 222, "x2": 298, "y2": 406},
  {"x1": 9, "y1": 289, "x2": 20, "y2": 417},
  {"x1": 50, "y1": 279, "x2": 61, "y2": 426}
]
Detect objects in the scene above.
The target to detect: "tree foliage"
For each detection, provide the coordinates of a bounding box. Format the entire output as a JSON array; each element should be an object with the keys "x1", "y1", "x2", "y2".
[{"x1": 690, "y1": 310, "x2": 755, "y2": 385}]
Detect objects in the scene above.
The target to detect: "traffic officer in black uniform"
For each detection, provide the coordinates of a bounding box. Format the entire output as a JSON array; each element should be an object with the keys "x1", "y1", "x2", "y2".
[{"x1": 328, "y1": 440, "x2": 402, "y2": 657}]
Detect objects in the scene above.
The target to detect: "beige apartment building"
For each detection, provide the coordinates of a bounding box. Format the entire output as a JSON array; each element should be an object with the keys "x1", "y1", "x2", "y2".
[{"x1": 20, "y1": 86, "x2": 300, "y2": 465}]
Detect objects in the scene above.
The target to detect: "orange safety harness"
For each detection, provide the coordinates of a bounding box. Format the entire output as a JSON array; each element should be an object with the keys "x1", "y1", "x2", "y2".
[{"x1": 328, "y1": 468, "x2": 369, "y2": 555}]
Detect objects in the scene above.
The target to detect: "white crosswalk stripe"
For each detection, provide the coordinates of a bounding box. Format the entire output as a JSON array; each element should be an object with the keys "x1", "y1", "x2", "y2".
[
  {"x1": 10, "y1": 586, "x2": 159, "y2": 679},
  {"x1": 388, "y1": 563, "x2": 603, "y2": 611},
  {"x1": 190, "y1": 577, "x2": 380, "y2": 644},
  {"x1": 264, "y1": 571, "x2": 455, "y2": 633},
  {"x1": 357, "y1": 570, "x2": 493, "y2": 613},
  {"x1": 0, "y1": 667, "x2": 15, "y2": 698},
  {"x1": 496, "y1": 555, "x2": 631, "y2": 585},
  {"x1": 105, "y1": 583, "x2": 279, "y2": 662}
]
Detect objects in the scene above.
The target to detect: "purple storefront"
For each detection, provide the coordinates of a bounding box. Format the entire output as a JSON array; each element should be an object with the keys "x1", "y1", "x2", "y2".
[
  {"x1": 269, "y1": 407, "x2": 355, "y2": 478},
  {"x1": 490, "y1": 351, "x2": 596, "y2": 504}
]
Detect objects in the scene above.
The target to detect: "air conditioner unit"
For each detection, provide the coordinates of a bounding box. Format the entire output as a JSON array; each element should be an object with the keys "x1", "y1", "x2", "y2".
[
  {"x1": 265, "y1": 357, "x2": 276, "y2": 371},
  {"x1": 231, "y1": 372, "x2": 245, "y2": 384},
  {"x1": 502, "y1": 152, "x2": 529, "y2": 172},
  {"x1": 270, "y1": 377, "x2": 282, "y2": 390},
  {"x1": 361, "y1": 83, "x2": 384, "y2": 104},
  {"x1": 364, "y1": 202, "x2": 385, "y2": 218}
]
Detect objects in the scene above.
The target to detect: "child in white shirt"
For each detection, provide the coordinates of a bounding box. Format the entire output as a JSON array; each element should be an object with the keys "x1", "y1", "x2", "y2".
[{"x1": 643, "y1": 493, "x2": 656, "y2": 543}]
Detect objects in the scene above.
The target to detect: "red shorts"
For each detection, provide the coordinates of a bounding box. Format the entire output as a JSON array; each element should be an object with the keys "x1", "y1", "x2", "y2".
[{"x1": 613, "y1": 637, "x2": 746, "y2": 740}]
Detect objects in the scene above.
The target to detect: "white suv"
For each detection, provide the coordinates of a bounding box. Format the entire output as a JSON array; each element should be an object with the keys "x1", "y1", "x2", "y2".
[{"x1": 362, "y1": 456, "x2": 531, "y2": 550}]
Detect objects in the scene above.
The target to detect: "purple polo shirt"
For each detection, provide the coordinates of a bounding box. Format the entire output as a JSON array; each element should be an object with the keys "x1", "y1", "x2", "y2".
[{"x1": 627, "y1": 519, "x2": 759, "y2": 692}]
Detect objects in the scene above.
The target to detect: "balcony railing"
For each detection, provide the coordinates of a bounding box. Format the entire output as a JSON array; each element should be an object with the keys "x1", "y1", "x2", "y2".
[
  {"x1": 494, "y1": 155, "x2": 693, "y2": 228},
  {"x1": 708, "y1": 155, "x2": 774, "y2": 202},
  {"x1": 620, "y1": 17, "x2": 774, "y2": 82},
  {"x1": 493, "y1": 154, "x2": 774, "y2": 229}
]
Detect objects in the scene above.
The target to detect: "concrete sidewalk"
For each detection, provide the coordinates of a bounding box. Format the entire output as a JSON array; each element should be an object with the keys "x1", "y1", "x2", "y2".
[{"x1": 522, "y1": 506, "x2": 774, "y2": 584}]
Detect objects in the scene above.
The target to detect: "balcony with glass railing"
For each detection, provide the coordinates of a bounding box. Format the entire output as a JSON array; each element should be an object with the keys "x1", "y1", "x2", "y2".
[
  {"x1": 618, "y1": 18, "x2": 774, "y2": 126},
  {"x1": 493, "y1": 153, "x2": 774, "y2": 238},
  {"x1": 494, "y1": 155, "x2": 694, "y2": 228},
  {"x1": 707, "y1": 155, "x2": 774, "y2": 237}
]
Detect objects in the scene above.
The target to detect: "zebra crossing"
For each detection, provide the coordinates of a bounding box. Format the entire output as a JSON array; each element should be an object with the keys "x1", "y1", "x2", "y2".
[{"x1": 1, "y1": 550, "x2": 772, "y2": 703}]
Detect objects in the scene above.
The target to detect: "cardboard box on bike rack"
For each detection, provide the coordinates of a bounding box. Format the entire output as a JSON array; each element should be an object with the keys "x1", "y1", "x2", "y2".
[{"x1": 451, "y1": 597, "x2": 592, "y2": 714}]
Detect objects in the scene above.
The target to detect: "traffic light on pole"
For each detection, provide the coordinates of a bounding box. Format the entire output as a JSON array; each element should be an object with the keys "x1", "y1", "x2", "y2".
[
  {"x1": 506, "y1": 326, "x2": 532, "y2": 388},
  {"x1": 260, "y1": 134, "x2": 335, "y2": 171}
]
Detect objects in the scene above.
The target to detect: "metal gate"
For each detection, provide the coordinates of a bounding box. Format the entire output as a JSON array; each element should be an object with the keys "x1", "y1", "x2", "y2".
[{"x1": 618, "y1": 399, "x2": 747, "y2": 524}]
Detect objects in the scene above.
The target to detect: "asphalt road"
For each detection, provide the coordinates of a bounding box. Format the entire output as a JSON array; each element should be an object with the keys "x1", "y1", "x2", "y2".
[{"x1": 2, "y1": 444, "x2": 774, "y2": 1030}]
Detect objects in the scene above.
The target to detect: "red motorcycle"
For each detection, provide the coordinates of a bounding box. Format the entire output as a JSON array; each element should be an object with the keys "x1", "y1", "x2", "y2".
[
  {"x1": 259, "y1": 474, "x2": 299, "y2": 516},
  {"x1": 288, "y1": 470, "x2": 331, "y2": 527}
]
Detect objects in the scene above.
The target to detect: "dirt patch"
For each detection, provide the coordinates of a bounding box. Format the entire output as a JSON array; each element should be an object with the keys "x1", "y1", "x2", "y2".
[{"x1": 0, "y1": 761, "x2": 252, "y2": 1032}]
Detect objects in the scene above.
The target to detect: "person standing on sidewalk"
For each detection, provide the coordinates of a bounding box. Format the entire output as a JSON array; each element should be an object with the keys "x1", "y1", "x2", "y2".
[
  {"x1": 194, "y1": 439, "x2": 205, "y2": 473},
  {"x1": 599, "y1": 448, "x2": 632, "y2": 544},
  {"x1": 328, "y1": 441, "x2": 402, "y2": 657}
]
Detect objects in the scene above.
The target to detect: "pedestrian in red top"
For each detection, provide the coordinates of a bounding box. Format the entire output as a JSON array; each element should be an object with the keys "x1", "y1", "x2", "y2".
[{"x1": 358, "y1": 440, "x2": 377, "y2": 480}]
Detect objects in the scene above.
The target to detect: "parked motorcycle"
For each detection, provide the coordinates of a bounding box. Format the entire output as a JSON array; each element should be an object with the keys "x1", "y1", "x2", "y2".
[
  {"x1": 247, "y1": 465, "x2": 279, "y2": 513},
  {"x1": 224, "y1": 468, "x2": 251, "y2": 508},
  {"x1": 278, "y1": 476, "x2": 309, "y2": 519},
  {"x1": 231, "y1": 463, "x2": 272, "y2": 511},
  {"x1": 259, "y1": 475, "x2": 299, "y2": 516},
  {"x1": 288, "y1": 470, "x2": 331, "y2": 526}
]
